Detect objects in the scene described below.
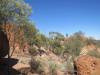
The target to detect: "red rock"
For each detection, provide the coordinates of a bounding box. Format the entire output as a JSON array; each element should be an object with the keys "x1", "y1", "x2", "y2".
[{"x1": 75, "y1": 55, "x2": 100, "y2": 75}]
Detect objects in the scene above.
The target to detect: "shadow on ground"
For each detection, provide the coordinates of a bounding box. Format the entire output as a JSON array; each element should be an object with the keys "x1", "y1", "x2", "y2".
[
  {"x1": 0, "y1": 58, "x2": 22, "y2": 75},
  {"x1": 0, "y1": 30, "x2": 21, "y2": 75}
]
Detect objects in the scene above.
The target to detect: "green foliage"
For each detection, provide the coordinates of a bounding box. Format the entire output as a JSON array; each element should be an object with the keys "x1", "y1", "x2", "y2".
[
  {"x1": 85, "y1": 37, "x2": 96, "y2": 45},
  {"x1": 48, "y1": 32, "x2": 65, "y2": 55},
  {"x1": 53, "y1": 46, "x2": 64, "y2": 55},
  {"x1": 48, "y1": 61, "x2": 57, "y2": 75},
  {"x1": 29, "y1": 47, "x2": 37, "y2": 55},
  {"x1": 0, "y1": 0, "x2": 32, "y2": 24},
  {"x1": 49, "y1": 32, "x2": 64, "y2": 40},
  {"x1": 73, "y1": 31, "x2": 84, "y2": 38},
  {"x1": 96, "y1": 42, "x2": 100, "y2": 48},
  {"x1": 64, "y1": 36, "x2": 84, "y2": 59},
  {"x1": 59, "y1": 56, "x2": 74, "y2": 73},
  {"x1": 49, "y1": 39, "x2": 64, "y2": 55},
  {"x1": 48, "y1": 31, "x2": 86, "y2": 57},
  {"x1": 0, "y1": 0, "x2": 34, "y2": 49},
  {"x1": 65, "y1": 56, "x2": 74, "y2": 71},
  {"x1": 19, "y1": 23, "x2": 38, "y2": 45},
  {"x1": 34, "y1": 33, "x2": 47, "y2": 47},
  {"x1": 87, "y1": 50, "x2": 100, "y2": 58},
  {"x1": 94, "y1": 40, "x2": 100, "y2": 48},
  {"x1": 30, "y1": 58, "x2": 44, "y2": 74}
]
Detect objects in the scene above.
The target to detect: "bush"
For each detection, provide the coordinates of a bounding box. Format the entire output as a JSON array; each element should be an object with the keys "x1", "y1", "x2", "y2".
[
  {"x1": 29, "y1": 47, "x2": 38, "y2": 56},
  {"x1": 30, "y1": 58, "x2": 44, "y2": 74},
  {"x1": 48, "y1": 61, "x2": 57, "y2": 75},
  {"x1": 87, "y1": 50, "x2": 100, "y2": 58}
]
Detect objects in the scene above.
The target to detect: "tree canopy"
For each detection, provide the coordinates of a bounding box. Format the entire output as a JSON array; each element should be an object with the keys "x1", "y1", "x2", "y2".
[{"x1": 0, "y1": 0, "x2": 32, "y2": 24}]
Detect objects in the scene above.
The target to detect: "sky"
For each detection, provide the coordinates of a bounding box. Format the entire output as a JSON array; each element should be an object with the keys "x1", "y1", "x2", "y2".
[{"x1": 25, "y1": 0, "x2": 100, "y2": 39}]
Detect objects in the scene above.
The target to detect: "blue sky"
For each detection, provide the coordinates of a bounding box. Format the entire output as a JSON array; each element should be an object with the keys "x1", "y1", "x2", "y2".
[{"x1": 25, "y1": 0, "x2": 100, "y2": 39}]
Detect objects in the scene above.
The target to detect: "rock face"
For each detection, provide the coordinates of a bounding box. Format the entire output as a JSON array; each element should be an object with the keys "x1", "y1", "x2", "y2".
[
  {"x1": 0, "y1": 30, "x2": 9, "y2": 57},
  {"x1": 75, "y1": 55, "x2": 100, "y2": 75},
  {"x1": 1, "y1": 24, "x2": 29, "y2": 57}
]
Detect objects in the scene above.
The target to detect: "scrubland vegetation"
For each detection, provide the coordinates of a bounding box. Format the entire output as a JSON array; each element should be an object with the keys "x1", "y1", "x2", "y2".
[{"x1": 0, "y1": 0, "x2": 100, "y2": 75}]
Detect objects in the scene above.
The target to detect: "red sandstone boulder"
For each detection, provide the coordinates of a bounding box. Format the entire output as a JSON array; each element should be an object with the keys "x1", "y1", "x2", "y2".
[{"x1": 75, "y1": 55, "x2": 100, "y2": 75}]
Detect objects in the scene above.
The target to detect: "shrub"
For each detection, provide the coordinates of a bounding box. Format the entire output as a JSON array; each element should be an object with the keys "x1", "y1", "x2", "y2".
[
  {"x1": 48, "y1": 61, "x2": 57, "y2": 75},
  {"x1": 87, "y1": 50, "x2": 100, "y2": 58},
  {"x1": 30, "y1": 58, "x2": 44, "y2": 74},
  {"x1": 29, "y1": 47, "x2": 38, "y2": 56}
]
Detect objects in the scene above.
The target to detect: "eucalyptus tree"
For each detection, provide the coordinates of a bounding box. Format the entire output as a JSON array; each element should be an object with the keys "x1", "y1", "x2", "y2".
[
  {"x1": 0, "y1": 0, "x2": 32, "y2": 25},
  {"x1": 0, "y1": 0, "x2": 33, "y2": 57}
]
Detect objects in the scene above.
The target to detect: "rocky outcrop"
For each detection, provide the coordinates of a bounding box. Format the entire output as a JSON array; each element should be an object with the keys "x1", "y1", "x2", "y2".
[
  {"x1": 74, "y1": 55, "x2": 100, "y2": 75},
  {"x1": 1, "y1": 24, "x2": 29, "y2": 57},
  {"x1": 0, "y1": 30, "x2": 9, "y2": 57}
]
